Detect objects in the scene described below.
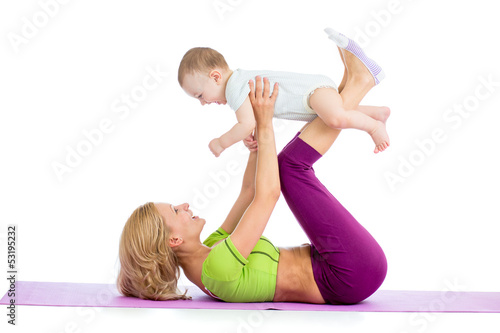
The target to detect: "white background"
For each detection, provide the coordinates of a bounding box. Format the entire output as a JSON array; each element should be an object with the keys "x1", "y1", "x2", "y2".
[{"x1": 1, "y1": 0, "x2": 499, "y2": 332}]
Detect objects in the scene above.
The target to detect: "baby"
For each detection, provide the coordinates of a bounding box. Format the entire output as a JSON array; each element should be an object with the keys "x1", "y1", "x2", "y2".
[{"x1": 178, "y1": 28, "x2": 390, "y2": 156}]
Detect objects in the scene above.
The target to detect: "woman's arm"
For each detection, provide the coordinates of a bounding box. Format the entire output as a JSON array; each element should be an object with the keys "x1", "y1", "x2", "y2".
[
  {"x1": 219, "y1": 149, "x2": 257, "y2": 234},
  {"x1": 230, "y1": 77, "x2": 280, "y2": 258}
]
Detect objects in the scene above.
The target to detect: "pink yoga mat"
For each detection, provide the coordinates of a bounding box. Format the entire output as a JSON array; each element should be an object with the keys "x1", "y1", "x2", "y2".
[{"x1": 1, "y1": 281, "x2": 499, "y2": 312}]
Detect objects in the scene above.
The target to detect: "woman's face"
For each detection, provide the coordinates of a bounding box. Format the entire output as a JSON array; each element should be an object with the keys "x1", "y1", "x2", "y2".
[{"x1": 154, "y1": 202, "x2": 206, "y2": 247}]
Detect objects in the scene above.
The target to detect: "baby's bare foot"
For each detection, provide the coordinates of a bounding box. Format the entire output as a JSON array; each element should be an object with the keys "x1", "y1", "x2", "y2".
[
  {"x1": 370, "y1": 121, "x2": 390, "y2": 153},
  {"x1": 357, "y1": 106, "x2": 391, "y2": 124},
  {"x1": 377, "y1": 106, "x2": 391, "y2": 124}
]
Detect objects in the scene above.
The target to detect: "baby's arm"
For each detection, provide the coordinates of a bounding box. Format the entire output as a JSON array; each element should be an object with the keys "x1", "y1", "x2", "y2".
[{"x1": 208, "y1": 96, "x2": 255, "y2": 157}]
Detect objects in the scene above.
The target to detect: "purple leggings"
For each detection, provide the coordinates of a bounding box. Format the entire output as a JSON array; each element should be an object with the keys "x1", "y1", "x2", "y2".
[{"x1": 278, "y1": 132, "x2": 387, "y2": 304}]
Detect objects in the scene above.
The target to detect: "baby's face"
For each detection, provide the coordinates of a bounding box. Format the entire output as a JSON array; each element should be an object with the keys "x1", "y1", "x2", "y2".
[{"x1": 181, "y1": 71, "x2": 227, "y2": 106}]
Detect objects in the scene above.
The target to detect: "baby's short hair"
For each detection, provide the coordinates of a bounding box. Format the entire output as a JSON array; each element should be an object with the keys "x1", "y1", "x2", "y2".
[{"x1": 178, "y1": 47, "x2": 229, "y2": 86}]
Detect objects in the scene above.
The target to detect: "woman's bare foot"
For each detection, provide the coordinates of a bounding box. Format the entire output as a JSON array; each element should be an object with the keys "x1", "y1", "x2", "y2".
[
  {"x1": 325, "y1": 28, "x2": 385, "y2": 85},
  {"x1": 378, "y1": 106, "x2": 391, "y2": 123},
  {"x1": 370, "y1": 121, "x2": 390, "y2": 153},
  {"x1": 337, "y1": 46, "x2": 348, "y2": 93},
  {"x1": 336, "y1": 50, "x2": 375, "y2": 113},
  {"x1": 342, "y1": 48, "x2": 375, "y2": 86}
]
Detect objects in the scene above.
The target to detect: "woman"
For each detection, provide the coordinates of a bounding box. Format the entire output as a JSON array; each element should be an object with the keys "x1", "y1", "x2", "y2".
[{"x1": 117, "y1": 46, "x2": 387, "y2": 304}]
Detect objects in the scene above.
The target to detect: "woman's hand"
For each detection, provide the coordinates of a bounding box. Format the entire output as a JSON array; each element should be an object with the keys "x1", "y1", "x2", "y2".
[{"x1": 248, "y1": 76, "x2": 279, "y2": 126}]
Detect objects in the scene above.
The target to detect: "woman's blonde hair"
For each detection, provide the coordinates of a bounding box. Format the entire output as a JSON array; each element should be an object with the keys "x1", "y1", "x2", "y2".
[
  {"x1": 117, "y1": 202, "x2": 191, "y2": 301},
  {"x1": 178, "y1": 47, "x2": 229, "y2": 86}
]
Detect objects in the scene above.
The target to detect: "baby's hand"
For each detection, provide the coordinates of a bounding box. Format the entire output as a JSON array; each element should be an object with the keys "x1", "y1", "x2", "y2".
[
  {"x1": 243, "y1": 134, "x2": 258, "y2": 152},
  {"x1": 209, "y1": 138, "x2": 225, "y2": 157}
]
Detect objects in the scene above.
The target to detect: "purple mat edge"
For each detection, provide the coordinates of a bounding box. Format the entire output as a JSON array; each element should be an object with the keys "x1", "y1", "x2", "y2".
[{"x1": 1, "y1": 281, "x2": 500, "y2": 313}]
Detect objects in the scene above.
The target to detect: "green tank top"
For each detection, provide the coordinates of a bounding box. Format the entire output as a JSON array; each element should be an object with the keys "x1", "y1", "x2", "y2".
[{"x1": 201, "y1": 227, "x2": 280, "y2": 302}]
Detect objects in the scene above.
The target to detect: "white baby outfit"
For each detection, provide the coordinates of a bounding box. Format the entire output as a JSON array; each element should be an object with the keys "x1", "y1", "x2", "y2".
[{"x1": 225, "y1": 69, "x2": 337, "y2": 122}]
